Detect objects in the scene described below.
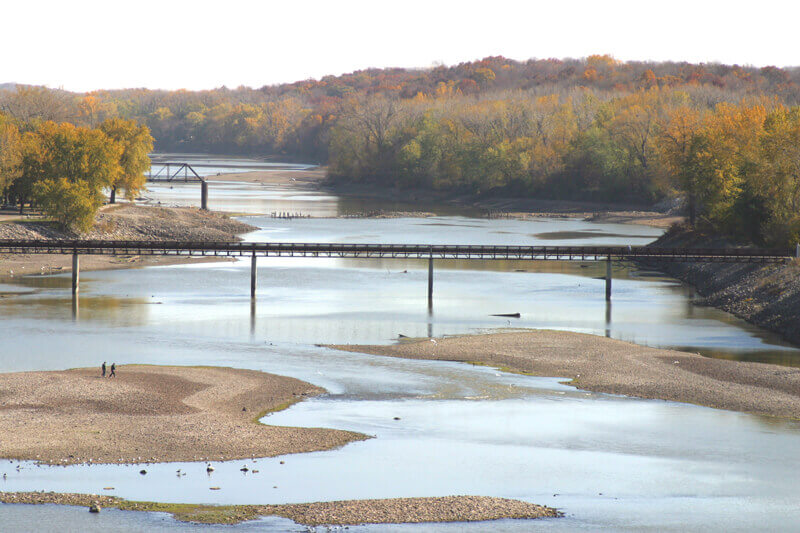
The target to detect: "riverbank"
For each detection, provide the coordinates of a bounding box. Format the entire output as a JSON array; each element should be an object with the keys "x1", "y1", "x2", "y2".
[
  {"x1": 0, "y1": 204, "x2": 257, "y2": 277},
  {"x1": 206, "y1": 167, "x2": 326, "y2": 186},
  {"x1": 325, "y1": 181, "x2": 681, "y2": 227},
  {"x1": 0, "y1": 365, "x2": 366, "y2": 465},
  {"x1": 647, "y1": 228, "x2": 800, "y2": 346},
  {"x1": 200, "y1": 167, "x2": 681, "y2": 226},
  {"x1": 329, "y1": 330, "x2": 800, "y2": 419},
  {"x1": 0, "y1": 493, "x2": 559, "y2": 526}
]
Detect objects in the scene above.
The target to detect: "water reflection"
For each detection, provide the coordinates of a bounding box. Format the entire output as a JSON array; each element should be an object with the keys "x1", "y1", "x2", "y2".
[{"x1": 4, "y1": 163, "x2": 800, "y2": 532}]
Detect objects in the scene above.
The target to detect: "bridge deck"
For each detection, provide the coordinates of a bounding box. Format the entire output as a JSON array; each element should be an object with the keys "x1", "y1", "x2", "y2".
[{"x1": 0, "y1": 240, "x2": 792, "y2": 263}]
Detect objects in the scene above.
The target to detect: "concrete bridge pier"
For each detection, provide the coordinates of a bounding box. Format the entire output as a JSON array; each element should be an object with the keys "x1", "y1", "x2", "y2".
[
  {"x1": 605, "y1": 256, "x2": 612, "y2": 301},
  {"x1": 201, "y1": 181, "x2": 208, "y2": 210},
  {"x1": 72, "y1": 252, "x2": 80, "y2": 296},
  {"x1": 250, "y1": 253, "x2": 257, "y2": 299},
  {"x1": 427, "y1": 257, "x2": 434, "y2": 309}
]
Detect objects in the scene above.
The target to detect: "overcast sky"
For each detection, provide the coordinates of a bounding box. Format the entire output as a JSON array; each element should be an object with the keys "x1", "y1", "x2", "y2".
[{"x1": 3, "y1": 0, "x2": 798, "y2": 92}]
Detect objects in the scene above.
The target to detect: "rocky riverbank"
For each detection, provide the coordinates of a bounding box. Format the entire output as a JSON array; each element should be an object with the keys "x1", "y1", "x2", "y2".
[
  {"x1": 0, "y1": 204, "x2": 258, "y2": 276},
  {"x1": 647, "y1": 227, "x2": 800, "y2": 346},
  {"x1": 0, "y1": 492, "x2": 560, "y2": 526}
]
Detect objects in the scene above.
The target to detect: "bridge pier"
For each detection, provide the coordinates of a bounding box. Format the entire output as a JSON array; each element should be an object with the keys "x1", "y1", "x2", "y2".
[
  {"x1": 250, "y1": 253, "x2": 257, "y2": 299},
  {"x1": 201, "y1": 181, "x2": 208, "y2": 210},
  {"x1": 427, "y1": 257, "x2": 434, "y2": 309},
  {"x1": 72, "y1": 252, "x2": 80, "y2": 296},
  {"x1": 605, "y1": 257, "x2": 612, "y2": 301}
]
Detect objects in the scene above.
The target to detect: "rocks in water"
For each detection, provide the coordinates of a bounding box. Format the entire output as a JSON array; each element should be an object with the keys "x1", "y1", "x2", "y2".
[
  {"x1": 209, "y1": 486, "x2": 221, "y2": 490},
  {"x1": 240, "y1": 465, "x2": 249, "y2": 472},
  {"x1": 139, "y1": 469, "x2": 147, "y2": 475},
  {"x1": 393, "y1": 417, "x2": 401, "y2": 421},
  {"x1": 206, "y1": 463, "x2": 215, "y2": 472},
  {"x1": 89, "y1": 504, "x2": 100, "y2": 513}
]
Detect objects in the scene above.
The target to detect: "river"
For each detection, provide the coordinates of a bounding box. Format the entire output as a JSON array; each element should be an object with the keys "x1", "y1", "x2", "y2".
[{"x1": 1, "y1": 156, "x2": 799, "y2": 531}]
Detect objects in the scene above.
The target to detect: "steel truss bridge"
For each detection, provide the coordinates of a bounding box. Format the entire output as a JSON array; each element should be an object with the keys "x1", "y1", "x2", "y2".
[
  {"x1": 146, "y1": 163, "x2": 205, "y2": 183},
  {"x1": 145, "y1": 163, "x2": 209, "y2": 209}
]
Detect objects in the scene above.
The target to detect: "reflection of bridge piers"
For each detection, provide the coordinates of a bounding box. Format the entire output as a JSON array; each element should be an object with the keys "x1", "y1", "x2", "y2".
[{"x1": 3, "y1": 240, "x2": 791, "y2": 316}]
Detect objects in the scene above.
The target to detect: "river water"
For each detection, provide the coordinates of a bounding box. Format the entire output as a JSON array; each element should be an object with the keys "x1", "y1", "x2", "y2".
[{"x1": 2, "y1": 158, "x2": 800, "y2": 531}]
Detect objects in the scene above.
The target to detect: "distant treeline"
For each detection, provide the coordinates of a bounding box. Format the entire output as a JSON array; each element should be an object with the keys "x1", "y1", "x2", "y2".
[{"x1": 2, "y1": 55, "x2": 800, "y2": 243}]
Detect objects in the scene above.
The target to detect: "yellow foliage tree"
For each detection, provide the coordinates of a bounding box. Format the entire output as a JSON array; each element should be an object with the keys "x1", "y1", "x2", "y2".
[{"x1": 100, "y1": 118, "x2": 154, "y2": 202}]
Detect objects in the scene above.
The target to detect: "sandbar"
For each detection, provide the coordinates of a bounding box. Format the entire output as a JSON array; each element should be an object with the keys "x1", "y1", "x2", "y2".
[
  {"x1": 0, "y1": 365, "x2": 366, "y2": 465},
  {"x1": 329, "y1": 330, "x2": 800, "y2": 419},
  {"x1": 0, "y1": 492, "x2": 560, "y2": 525}
]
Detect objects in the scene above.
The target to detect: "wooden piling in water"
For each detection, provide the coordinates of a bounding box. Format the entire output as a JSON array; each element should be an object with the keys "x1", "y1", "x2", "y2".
[
  {"x1": 250, "y1": 253, "x2": 257, "y2": 299},
  {"x1": 605, "y1": 257, "x2": 612, "y2": 301},
  {"x1": 72, "y1": 252, "x2": 79, "y2": 296}
]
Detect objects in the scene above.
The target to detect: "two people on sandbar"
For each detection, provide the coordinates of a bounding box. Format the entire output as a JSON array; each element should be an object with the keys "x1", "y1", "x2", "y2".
[{"x1": 101, "y1": 361, "x2": 116, "y2": 378}]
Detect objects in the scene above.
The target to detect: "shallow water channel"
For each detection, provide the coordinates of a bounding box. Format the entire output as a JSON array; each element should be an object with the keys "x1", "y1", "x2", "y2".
[{"x1": 2, "y1": 161, "x2": 800, "y2": 531}]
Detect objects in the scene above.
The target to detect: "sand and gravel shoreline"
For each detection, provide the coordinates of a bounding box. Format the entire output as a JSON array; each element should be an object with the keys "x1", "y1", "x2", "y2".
[
  {"x1": 0, "y1": 492, "x2": 560, "y2": 526},
  {"x1": 0, "y1": 365, "x2": 366, "y2": 465},
  {"x1": 330, "y1": 330, "x2": 800, "y2": 419}
]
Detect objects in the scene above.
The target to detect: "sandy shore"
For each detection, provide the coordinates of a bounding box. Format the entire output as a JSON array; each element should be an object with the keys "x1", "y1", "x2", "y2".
[
  {"x1": 206, "y1": 168, "x2": 326, "y2": 186},
  {"x1": 0, "y1": 204, "x2": 257, "y2": 277},
  {"x1": 329, "y1": 330, "x2": 800, "y2": 419},
  {"x1": 199, "y1": 167, "x2": 680, "y2": 226},
  {"x1": 0, "y1": 492, "x2": 560, "y2": 525},
  {"x1": 0, "y1": 365, "x2": 366, "y2": 465}
]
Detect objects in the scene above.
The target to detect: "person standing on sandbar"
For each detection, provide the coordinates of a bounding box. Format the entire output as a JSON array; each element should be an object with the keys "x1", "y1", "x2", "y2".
[
  {"x1": 109, "y1": 363, "x2": 116, "y2": 378},
  {"x1": 101, "y1": 362, "x2": 106, "y2": 377}
]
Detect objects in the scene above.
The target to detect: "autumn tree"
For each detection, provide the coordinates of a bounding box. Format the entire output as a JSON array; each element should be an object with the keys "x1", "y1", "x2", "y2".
[
  {"x1": 100, "y1": 117, "x2": 154, "y2": 203},
  {"x1": 0, "y1": 86, "x2": 77, "y2": 124},
  {"x1": 18, "y1": 121, "x2": 123, "y2": 229},
  {"x1": 0, "y1": 113, "x2": 22, "y2": 198},
  {"x1": 740, "y1": 107, "x2": 800, "y2": 244},
  {"x1": 658, "y1": 105, "x2": 706, "y2": 225}
]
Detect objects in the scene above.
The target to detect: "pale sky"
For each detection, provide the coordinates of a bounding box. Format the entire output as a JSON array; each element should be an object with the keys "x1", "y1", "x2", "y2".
[{"x1": 3, "y1": 0, "x2": 798, "y2": 92}]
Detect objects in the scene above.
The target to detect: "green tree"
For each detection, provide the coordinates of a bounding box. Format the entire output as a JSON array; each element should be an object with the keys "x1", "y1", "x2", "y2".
[{"x1": 33, "y1": 178, "x2": 101, "y2": 232}]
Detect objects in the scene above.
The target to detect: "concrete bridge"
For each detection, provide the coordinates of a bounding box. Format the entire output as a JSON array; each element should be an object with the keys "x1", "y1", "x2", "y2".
[{"x1": 0, "y1": 240, "x2": 794, "y2": 308}]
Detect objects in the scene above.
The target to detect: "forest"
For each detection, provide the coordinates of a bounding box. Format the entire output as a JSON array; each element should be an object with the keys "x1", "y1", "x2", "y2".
[{"x1": 2, "y1": 55, "x2": 800, "y2": 244}]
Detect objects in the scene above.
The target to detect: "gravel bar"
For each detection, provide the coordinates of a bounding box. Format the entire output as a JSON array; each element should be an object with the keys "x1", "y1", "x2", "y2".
[
  {"x1": 0, "y1": 365, "x2": 366, "y2": 465},
  {"x1": 329, "y1": 330, "x2": 800, "y2": 419},
  {"x1": 0, "y1": 492, "x2": 561, "y2": 526}
]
